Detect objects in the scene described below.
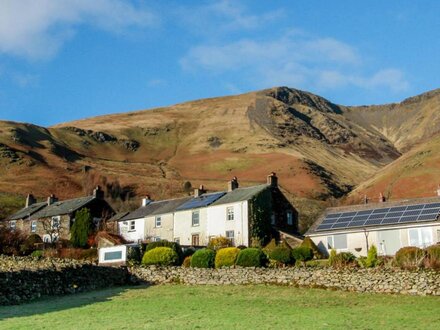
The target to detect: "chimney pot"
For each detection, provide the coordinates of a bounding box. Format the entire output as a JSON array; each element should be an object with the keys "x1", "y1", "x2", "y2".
[
  {"x1": 47, "y1": 194, "x2": 58, "y2": 206},
  {"x1": 194, "y1": 185, "x2": 207, "y2": 197},
  {"x1": 26, "y1": 194, "x2": 36, "y2": 208},
  {"x1": 228, "y1": 177, "x2": 239, "y2": 192},
  {"x1": 437, "y1": 184, "x2": 440, "y2": 197},
  {"x1": 267, "y1": 172, "x2": 278, "y2": 187},
  {"x1": 142, "y1": 196, "x2": 152, "y2": 207},
  {"x1": 93, "y1": 185, "x2": 104, "y2": 199},
  {"x1": 379, "y1": 193, "x2": 386, "y2": 203},
  {"x1": 363, "y1": 195, "x2": 369, "y2": 204}
]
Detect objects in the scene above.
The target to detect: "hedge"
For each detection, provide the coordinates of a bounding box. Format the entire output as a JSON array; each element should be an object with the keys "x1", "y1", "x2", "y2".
[
  {"x1": 395, "y1": 246, "x2": 425, "y2": 269},
  {"x1": 215, "y1": 247, "x2": 240, "y2": 268},
  {"x1": 300, "y1": 237, "x2": 324, "y2": 259},
  {"x1": 269, "y1": 246, "x2": 293, "y2": 265},
  {"x1": 291, "y1": 246, "x2": 313, "y2": 266},
  {"x1": 236, "y1": 248, "x2": 266, "y2": 267},
  {"x1": 142, "y1": 247, "x2": 179, "y2": 266},
  {"x1": 190, "y1": 248, "x2": 216, "y2": 268},
  {"x1": 145, "y1": 241, "x2": 184, "y2": 264}
]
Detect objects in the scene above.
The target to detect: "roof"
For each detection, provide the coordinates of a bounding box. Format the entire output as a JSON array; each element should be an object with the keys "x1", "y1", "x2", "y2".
[
  {"x1": 307, "y1": 196, "x2": 440, "y2": 235},
  {"x1": 108, "y1": 212, "x2": 130, "y2": 222},
  {"x1": 120, "y1": 196, "x2": 192, "y2": 221},
  {"x1": 31, "y1": 196, "x2": 96, "y2": 219},
  {"x1": 175, "y1": 192, "x2": 226, "y2": 211},
  {"x1": 8, "y1": 202, "x2": 47, "y2": 221},
  {"x1": 210, "y1": 184, "x2": 269, "y2": 206}
]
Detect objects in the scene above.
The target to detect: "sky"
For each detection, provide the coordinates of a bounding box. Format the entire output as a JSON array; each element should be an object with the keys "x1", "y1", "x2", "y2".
[{"x1": 0, "y1": 0, "x2": 439, "y2": 126}]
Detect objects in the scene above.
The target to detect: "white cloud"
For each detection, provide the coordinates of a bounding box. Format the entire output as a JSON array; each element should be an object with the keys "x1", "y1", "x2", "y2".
[{"x1": 0, "y1": 0, "x2": 156, "y2": 59}]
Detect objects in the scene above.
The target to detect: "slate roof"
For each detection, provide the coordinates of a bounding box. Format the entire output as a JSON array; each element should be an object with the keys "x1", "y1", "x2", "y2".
[
  {"x1": 307, "y1": 196, "x2": 440, "y2": 235},
  {"x1": 108, "y1": 212, "x2": 130, "y2": 222},
  {"x1": 120, "y1": 197, "x2": 192, "y2": 221},
  {"x1": 31, "y1": 196, "x2": 96, "y2": 219},
  {"x1": 210, "y1": 184, "x2": 269, "y2": 206},
  {"x1": 8, "y1": 202, "x2": 47, "y2": 221}
]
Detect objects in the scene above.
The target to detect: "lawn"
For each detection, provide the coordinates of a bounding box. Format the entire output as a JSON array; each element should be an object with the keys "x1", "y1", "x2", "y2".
[{"x1": 1, "y1": 285, "x2": 439, "y2": 329}]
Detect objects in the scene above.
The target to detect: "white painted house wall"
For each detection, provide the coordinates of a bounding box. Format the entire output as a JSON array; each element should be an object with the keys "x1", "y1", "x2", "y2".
[
  {"x1": 145, "y1": 213, "x2": 174, "y2": 242},
  {"x1": 118, "y1": 218, "x2": 145, "y2": 242},
  {"x1": 310, "y1": 222, "x2": 440, "y2": 257},
  {"x1": 174, "y1": 208, "x2": 208, "y2": 246},
  {"x1": 206, "y1": 201, "x2": 249, "y2": 246}
]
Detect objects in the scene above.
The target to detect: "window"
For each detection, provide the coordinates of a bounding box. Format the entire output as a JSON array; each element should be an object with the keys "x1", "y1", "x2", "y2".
[
  {"x1": 226, "y1": 206, "x2": 234, "y2": 221},
  {"x1": 191, "y1": 234, "x2": 200, "y2": 246},
  {"x1": 31, "y1": 221, "x2": 37, "y2": 233},
  {"x1": 51, "y1": 216, "x2": 60, "y2": 230},
  {"x1": 192, "y1": 211, "x2": 200, "y2": 227},
  {"x1": 155, "y1": 216, "x2": 162, "y2": 228},
  {"x1": 104, "y1": 251, "x2": 122, "y2": 261},
  {"x1": 153, "y1": 237, "x2": 161, "y2": 242},
  {"x1": 129, "y1": 220, "x2": 136, "y2": 231},
  {"x1": 271, "y1": 213, "x2": 275, "y2": 225},
  {"x1": 328, "y1": 234, "x2": 347, "y2": 250},
  {"x1": 226, "y1": 230, "x2": 235, "y2": 246},
  {"x1": 287, "y1": 211, "x2": 293, "y2": 225},
  {"x1": 9, "y1": 220, "x2": 16, "y2": 231},
  {"x1": 408, "y1": 227, "x2": 433, "y2": 248}
]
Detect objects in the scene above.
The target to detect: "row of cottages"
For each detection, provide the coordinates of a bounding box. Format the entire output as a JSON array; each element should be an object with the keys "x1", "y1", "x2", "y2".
[
  {"x1": 307, "y1": 193, "x2": 440, "y2": 257},
  {"x1": 6, "y1": 186, "x2": 114, "y2": 242},
  {"x1": 118, "y1": 173, "x2": 299, "y2": 246}
]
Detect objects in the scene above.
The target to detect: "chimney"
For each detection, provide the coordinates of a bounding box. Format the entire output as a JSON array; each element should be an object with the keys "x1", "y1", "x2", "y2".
[
  {"x1": 363, "y1": 195, "x2": 369, "y2": 204},
  {"x1": 47, "y1": 194, "x2": 58, "y2": 206},
  {"x1": 437, "y1": 184, "x2": 440, "y2": 197},
  {"x1": 228, "y1": 176, "x2": 239, "y2": 192},
  {"x1": 26, "y1": 194, "x2": 36, "y2": 208},
  {"x1": 378, "y1": 193, "x2": 386, "y2": 203},
  {"x1": 93, "y1": 186, "x2": 104, "y2": 200},
  {"x1": 194, "y1": 185, "x2": 206, "y2": 197},
  {"x1": 142, "y1": 195, "x2": 152, "y2": 207},
  {"x1": 267, "y1": 172, "x2": 278, "y2": 187}
]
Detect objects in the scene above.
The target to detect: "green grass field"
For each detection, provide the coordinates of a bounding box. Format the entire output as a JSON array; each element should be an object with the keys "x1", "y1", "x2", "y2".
[{"x1": 1, "y1": 285, "x2": 439, "y2": 329}]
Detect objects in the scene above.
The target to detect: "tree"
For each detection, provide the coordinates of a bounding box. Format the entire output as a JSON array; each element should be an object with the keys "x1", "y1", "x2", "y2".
[
  {"x1": 70, "y1": 208, "x2": 93, "y2": 248},
  {"x1": 41, "y1": 216, "x2": 63, "y2": 245}
]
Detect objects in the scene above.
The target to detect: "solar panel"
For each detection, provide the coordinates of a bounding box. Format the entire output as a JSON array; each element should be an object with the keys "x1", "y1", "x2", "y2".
[
  {"x1": 176, "y1": 192, "x2": 226, "y2": 211},
  {"x1": 315, "y1": 201, "x2": 440, "y2": 232}
]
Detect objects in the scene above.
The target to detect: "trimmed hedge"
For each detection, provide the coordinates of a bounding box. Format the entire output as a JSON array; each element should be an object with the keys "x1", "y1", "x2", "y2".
[
  {"x1": 291, "y1": 246, "x2": 313, "y2": 266},
  {"x1": 236, "y1": 248, "x2": 266, "y2": 267},
  {"x1": 142, "y1": 247, "x2": 179, "y2": 266},
  {"x1": 215, "y1": 247, "x2": 240, "y2": 268},
  {"x1": 395, "y1": 246, "x2": 425, "y2": 269},
  {"x1": 145, "y1": 241, "x2": 184, "y2": 264},
  {"x1": 329, "y1": 251, "x2": 356, "y2": 268},
  {"x1": 300, "y1": 237, "x2": 324, "y2": 259},
  {"x1": 190, "y1": 248, "x2": 216, "y2": 268},
  {"x1": 269, "y1": 246, "x2": 293, "y2": 265},
  {"x1": 207, "y1": 236, "x2": 232, "y2": 251}
]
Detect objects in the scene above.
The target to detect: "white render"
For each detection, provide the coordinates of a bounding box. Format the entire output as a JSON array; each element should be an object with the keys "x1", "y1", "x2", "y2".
[
  {"x1": 144, "y1": 213, "x2": 174, "y2": 242},
  {"x1": 174, "y1": 208, "x2": 209, "y2": 246},
  {"x1": 118, "y1": 218, "x2": 145, "y2": 242},
  {"x1": 309, "y1": 222, "x2": 440, "y2": 257},
  {"x1": 98, "y1": 245, "x2": 127, "y2": 265}
]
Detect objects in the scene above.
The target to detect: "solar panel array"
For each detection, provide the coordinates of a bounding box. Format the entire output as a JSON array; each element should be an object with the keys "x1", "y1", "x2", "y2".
[
  {"x1": 176, "y1": 192, "x2": 226, "y2": 211},
  {"x1": 316, "y1": 202, "x2": 440, "y2": 232}
]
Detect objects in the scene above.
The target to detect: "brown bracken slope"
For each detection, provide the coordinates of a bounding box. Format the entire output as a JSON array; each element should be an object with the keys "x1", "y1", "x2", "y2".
[{"x1": 1, "y1": 86, "x2": 439, "y2": 213}]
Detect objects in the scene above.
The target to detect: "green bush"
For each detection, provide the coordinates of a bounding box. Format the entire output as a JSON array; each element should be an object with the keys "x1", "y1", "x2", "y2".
[
  {"x1": 305, "y1": 259, "x2": 329, "y2": 268},
  {"x1": 142, "y1": 247, "x2": 179, "y2": 266},
  {"x1": 80, "y1": 248, "x2": 98, "y2": 261},
  {"x1": 145, "y1": 241, "x2": 184, "y2": 264},
  {"x1": 20, "y1": 234, "x2": 43, "y2": 255},
  {"x1": 300, "y1": 236, "x2": 324, "y2": 259},
  {"x1": 262, "y1": 239, "x2": 277, "y2": 255},
  {"x1": 269, "y1": 246, "x2": 293, "y2": 266},
  {"x1": 215, "y1": 247, "x2": 240, "y2": 268},
  {"x1": 127, "y1": 246, "x2": 142, "y2": 264},
  {"x1": 31, "y1": 250, "x2": 44, "y2": 258},
  {"x1": 425, "y1": 245, "x2": 440, "y2": 269},
  {"x1": 395, "y1": 246, "x2": 425, "y2": 269},
  {"x1": 291, "y1": 246, "x2": 313, "y2": 266},
  {"x1": 236, "y1": 248, "x2": 267, "y2": 267},
  {"x1": 183, "y1": 247, "x2": 196, "y2": 259},
  {"x1": 190, "y1": 248, "x2": 216, "y2": 268},
  {"x1": 183, "y1": 256, "x2": 192, "y2": 268},
  {"x1": 329, "y1": 251, "x2": 356, "y2": 268},
  {"x1": 366, "y1": 245, "x2": 378, "y2": 268},
  {"x1": 71, "y1": 208, "x2": 93, "y2": 248},
  {"x1": 207, "y1": 236, "x2": 232, "y2": 251}
]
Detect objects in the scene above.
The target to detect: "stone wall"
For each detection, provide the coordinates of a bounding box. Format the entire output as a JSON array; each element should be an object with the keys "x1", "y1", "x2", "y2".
[
  {"x1": 0, "y1": 256, "x2": 130, "y2": 305},
  {"x1": 130, "y1": 266, "x2": 440, "y2": 296}
]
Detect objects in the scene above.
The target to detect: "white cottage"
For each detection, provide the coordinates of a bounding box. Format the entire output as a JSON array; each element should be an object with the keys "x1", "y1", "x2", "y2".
[{"x1": 307, "y1": 196, "x2": 440, "y2": 257}]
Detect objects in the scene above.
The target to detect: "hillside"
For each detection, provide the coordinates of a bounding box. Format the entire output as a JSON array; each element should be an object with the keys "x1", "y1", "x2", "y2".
[{"x1": 1, "y1": 86, "x2": 440, "y2": 224}]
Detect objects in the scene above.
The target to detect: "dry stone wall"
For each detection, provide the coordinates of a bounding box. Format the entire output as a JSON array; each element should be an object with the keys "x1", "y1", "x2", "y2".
[{"x1": 131, "y1": 266, "x2": 440, "y2": 296}]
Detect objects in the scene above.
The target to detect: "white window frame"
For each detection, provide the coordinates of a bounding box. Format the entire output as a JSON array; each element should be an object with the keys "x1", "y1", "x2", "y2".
[
  {"x1": 327, "y1": 236, "x2": 334, "y2": 249},
  {"x1": 31, "y1": 220, "x2": 37, "y2": 233},
  {"x1": 408, "y1": 227, "x2": 433, "y2": 248},
  {"x1": 9, "y1": 220, "x2": 16, "y2": 231},
  {"x1": 225, "y1": 230, "x2": 235, "y2": 246},
  {"x1": 287, "y1": 211, "x2": 293, "y2": 225},
  {"x1": 153, "y1": 236, "x2": 161, "y2": 242},
  {"x1": 226, "y1": 206, "x2": 234, "y2": 221},
  {"x1": 155, "y1": 216, "x2": 162, "y2": 228},
  {"x1": 129, "y1": 220, "x2": 136, "y2": 232},
  {"x1": 192, "y1": 211, "x2": 200, "y2": 227},
  {"x1": 51, "y1": 216, "x2": 60, "y2": 230}
]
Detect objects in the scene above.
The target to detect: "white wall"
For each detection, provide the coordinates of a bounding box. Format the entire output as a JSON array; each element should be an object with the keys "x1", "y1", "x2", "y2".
[
  {"x1": 174, "y1": 208, "x2": 208, "y2": 246},
  {"x1": 118, "y1": 218, "x2": 145, "y2": 242},
  {"x1": 206, "y1": 201, "x2": 249, "y2": 246},
  {"x1": 309, "y1": 223, "x2": 440, "y2": 257},
  {"x1": 145, "y1": 213, "x2": 174, "y2": 242},
  {"x1": 98, "y1": 245, "x2": 127, "y2": 265}
]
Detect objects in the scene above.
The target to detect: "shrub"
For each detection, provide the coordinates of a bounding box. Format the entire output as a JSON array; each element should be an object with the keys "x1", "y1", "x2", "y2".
[
  {"x1": 31, "y1": 250, "x2": 44, "y2": 258},
  {"x1": 329, "y1": 251, "x2": 356, "y2": 268},
  {"x1": 269, "y1": 246, "x2": 293, "y2": 266},
  {"x1": 145, "y1": 241, "x2": 184, "y2": 265},
  {"x1": 236, "y1": 248, "x2": 267, "y2": 267},
  {"x1": 425, "y1": 244, "x2": 440, "y2": 269},
  {"x1": 300, "y1": 236, "x2": 324, "y2": 259},
  {"x1": 190, "y1": 248, "x2": 216, "y2": 268},
  {"x1": 20, "y1": 234, "x2": 43, "y2": 255},
  {"x1": 70, "y1": 208, "x2": 93, "y2": 248},
  {"x1": 183, "y1": 256, "x2": 192, "y2": 268},
  {"x1": 80, "y1": 248, "x2": 98, "y2": 261},
  {"x1": 366, "y1": 245, "x2": 378, "y2": 268},
  {"x1": 215, "y1": 247, "x2": 240, "y2": 268},
  {"x1": 305, "y1": 259, "x2": 328, "y2": 268},
  {"x1": 208, "y1": 236, "x2": 232, "y2": 251},
  {"x1": 0, "y1": 227, "x2": 26, "y2": 255},
  {"x1": 142, "y1": 247, "x2": 179, "y2": 266},
  {"x1": 262, "y1": 238, "x2": 277, "y2": 255},
  {"x1": 395, "y1": 246, "x2": 425, "y2": 269},
  {"x1": 328, "y1": 249, "x2": 337, "y2": 265},
  {"x1": 291, "y1": 246, "x2": 313, "y2": 266},
  {"x1": 183, "y1": 247, "x2": 196, "y2": 259},
  {"x1": 127, "y1": 246, "x2": 142, "y2": 264}
]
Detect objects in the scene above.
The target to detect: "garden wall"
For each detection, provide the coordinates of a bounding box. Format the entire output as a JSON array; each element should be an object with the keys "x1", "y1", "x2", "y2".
[
  {"x1": 131, "y1": 266, "x2": 440, "y2": 296},
  {"x1": 0, "y1": 256, "x2": 131, "y2": 305}
]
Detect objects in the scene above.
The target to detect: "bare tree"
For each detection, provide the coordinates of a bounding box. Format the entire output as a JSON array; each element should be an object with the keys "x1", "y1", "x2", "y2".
[{"x1": 40, "y1": 217, "x2": 63, "y2": 245}]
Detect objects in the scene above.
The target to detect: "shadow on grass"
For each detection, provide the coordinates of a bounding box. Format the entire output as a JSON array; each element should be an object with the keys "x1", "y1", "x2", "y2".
[{"x1": 0, "y1": 284, "x2": 150, "y2": 321}]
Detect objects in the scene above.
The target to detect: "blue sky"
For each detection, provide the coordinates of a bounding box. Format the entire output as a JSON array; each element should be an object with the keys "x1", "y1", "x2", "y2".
[{"x1": 0, "y1": 0, "x2": 439, "y2": 126}]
